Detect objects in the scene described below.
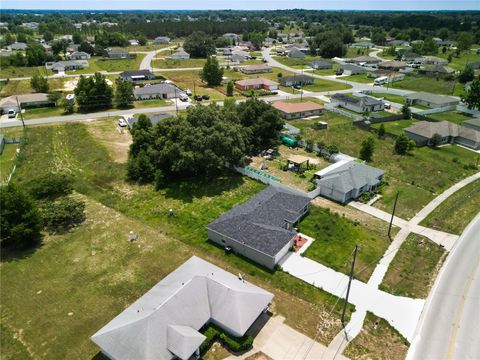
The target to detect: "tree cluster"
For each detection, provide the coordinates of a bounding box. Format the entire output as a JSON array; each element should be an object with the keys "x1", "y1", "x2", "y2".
[
  {"x1": 201, "y1": 57, "x2": 224, "y2": 86},
  {"x1": 183, "y1": 31, "x2": 216, "y2": 58},
  {"x1": 74, "y1": 73, "x2": 113, "y2": 112}
]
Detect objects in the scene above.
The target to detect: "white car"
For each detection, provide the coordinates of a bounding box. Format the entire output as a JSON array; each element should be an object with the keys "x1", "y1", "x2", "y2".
[
  {"x1": 118, "y1": 119, "x2": 128, "y2": 127},
  {"x1": 185, "y1": 89, "x2": 192, "y2": 96},
  {"x1": 384, "y1": 103, "x2": 391, "y2": 109},
  {"x1": 7, "y1": 109, "x2": 16, "y2": 118}
]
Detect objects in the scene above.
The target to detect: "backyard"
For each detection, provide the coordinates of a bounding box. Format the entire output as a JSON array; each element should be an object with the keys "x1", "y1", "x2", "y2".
[
  {"x1": 391, "y1": 75, "x2": 465, "y2": 96},
  {"x1": 371, "y1": 119, "x2": 416, "y2": 136},
  {"x1": 371, "y1": 92, "x2": 406, "y2": 104},
  {"x1": 65, "y1": 54, "x2": 146, "y2": 75},
  {"x1": 0, "y1": 143, "x2": 19, "y2": 182},
  {"x1": 429, "y1": 110, "x2": 474, "y2": 125}
]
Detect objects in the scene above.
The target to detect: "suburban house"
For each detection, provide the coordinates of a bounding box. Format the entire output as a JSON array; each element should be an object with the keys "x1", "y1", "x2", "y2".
[
  {"x1": 378, "y1": 60, "x2": 407, "y2": 71},
  {"x1": 107, "y1": 49, "x2": 133, "y2": 59},
  {"x1": 234, "y1": 78, "x2": 278, "y2": 91},
  {"x1": 287, "y1": 47, "x2": 306, "y2": 58},
  {"x1": 310, "y1": 60, "x2": 332, "y2": 70},
  {"x1": 272, "y1": 101, "x2": 323, "y2": 119},
  {"x1": 127, "y1": 113, "x2": 173, "y2": 129},
  {"x1": 463, "y1": 118, "x2": 480, "y2": 132},
  {"x1": 279, "y1": 74, "x2": 314, "y2": 87},
  {"x1": 350, "y1": 41, "x2": 374, "y2": 48},
  {"x1": 153, "y1": 36, "x2": 170, "y2": 45},
  {"x1": 46, "y1": 60, "x2": 88, "y2": 72},
  {"x1": 133, "y1": 83, "x2": 183, "y2": 100},
  {"x1": 386, "y1": 40, "x2": 410, "y2": 47},
  {"x1": 223, "y1": 33, "x2": 240, "y2": 42},
  {"x1": 368, "y1": 70, "x2": 405, "y2": 82},
  {"x1": 0, "y1": 93, "x2": 55, "y2": 113},
  {"x1": 421, "y1": 56, "x2": 448, "y2": 65},
  {"x1": 419, "y1": 64, "x2": 456, "y2": 77},
  {"x1": 240, "y1": 64, "x2": 272, "y2": 74},
  {"x1": 404, "y1": 92, "x2": 459, "y2": 108},
  {"x1": 91, "y1": 256, "x2": 273, "y2": 360},
  {"x1": 69, "y1": 51, "x2": 91, "y2": 60},
  {"x1": 401, "y1": 52, "x2": 421, "y2": 62},
  {"x1": 331, "y1": 93, "x2": 384, "y2": 113},
  {"x1": 314, "y1": 160, "x2": 385, "y2": 204},
  {"x1": 231, "y1": 50, "x2": 249, "y2": 62},
  {"x1": 404, "y1": 121, "x2": 480, "y2": 150},
  {"x1": 207, "y1": 186, "x2": 310, "y2": 270},
  {"x1": 10, "y1": 42, "x2": 27, "y2": 51},
  {"x1": 349, "y1": 56, "x2": 381, "y2": 65},
  {"x1": 66, "y1": 44, "x2": 80, "y2": 53},
  {"x1": 339, "y1": 64, "x2": 366, "y2": 75},
  {"x1": 118, "y1": 70, "x2": 156, "y2": 82},
  {"x1": 171, "y1": 47, "x2": 190, "y2": 60}
]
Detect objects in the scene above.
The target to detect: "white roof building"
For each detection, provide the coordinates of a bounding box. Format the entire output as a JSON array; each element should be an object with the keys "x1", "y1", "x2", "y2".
[{"x1": 91, "y1": 256, "x2": 273, "y2": 360}]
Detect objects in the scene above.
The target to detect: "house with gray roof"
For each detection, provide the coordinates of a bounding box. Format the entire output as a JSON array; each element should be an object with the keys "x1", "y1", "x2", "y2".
[
  {"x1": 463, "y1": 118, "x2": 480, "y2": 132},
  {"x1": 10, "y1": 42, "x2": 27, "y2": 51},
  {"x1": 207, "y1": 186, "x2": 310, "y2": 270},
  {"x1": 349, "y1": 56, "x2": 381, "y2": 65},
  {"x1": 91, "y1": 256, "x2": 273, "y2": 360},
  {"x1": 404, "y1": 92, "x2": 459, "y2": 109},
  {"x1": 310, "y1": 60, "x2": 332, "y2": 70},
  {"x1": 127, "y1": 113, "x2": 173, "y2": 129},
  {"x1": 107, "y1": 49, "x2": 132, "y2": 59},
  {"x1": 134, "y1": 83, "x2": 183, "y2": 100},
  {"x1": 331, "y1": 93, "x2": 384, "y2": 113},
  {"x1": 153, "y1": 36, "x2": 170, "y2": 45},
  {"x1": 69, "y1": 51, "x2": 91, "y2": 60},
  {"x1": 171, "y1": 47, "x2": 190, "y2": 60},
  {"x1": 118, "y1": 69, "x2": 156, "y2": 82},
  {"x1": 314, "y1": 160, "x2": 384, "y2": 204},
  {"x1": 339, "y1": 64, "x2": 366, "y2": 75},
  {"x1": 0, "y1": 93, "x2": 55, "y2": 113},
  {"x1": 404, "y1": 121, "x2": 480, "y2": 150},
  {"x1": 350, "y1": 41, "x2": 374, "y2": 48},
  {"x1": 279, "y1": 74, "x2": 314, "y2": 87},
  {"x1": 287, "y1": 47, "x2": 306, "y2": 59},
  {"x1": 46, "y1": 60, "x2": 88, "y2": 73},
  {"x1": 419, "y1": 64, "x2": 456, "y2": 77}
]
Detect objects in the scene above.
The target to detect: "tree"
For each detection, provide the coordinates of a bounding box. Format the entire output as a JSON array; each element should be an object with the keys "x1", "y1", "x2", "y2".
[
  {"x1": 0, "y1": 184, "x2": 42, "y2": 249},
  {"x1": 377, "y1": 124, "x2": 386, "y2": 138},
  {"x1": 183, "y1": 31, "x2": 216, "y2": 58},
  {"x1": 360, "y1": 136, "x2": 375, "y2": 162},
  {"x1": 394, "y1": 134, "x2": 415, "y2": 155},
  {"x1": 73, "y1": 33, "x2": 83, "y2": 44},
  {"x1": 27, "y1": 173, "x2": 73, "y2": 200},
  {"x1": 62, "y1": 97, "x2": 74, "y2": 114},
  {"x1": 115, "y1": 80, "x2": 135, "y2": 108},
  {"x1": 52, "y1": 39, "x2": 69, "y2": 57},
  {"x1": 25, "y1": 43, "x2": 51, "y2": 66},
  {"x1": 402, "y1": 103, "x2": 411, "y2": 119},
  {"x1": 309, "y1": 31, "x2": 346, "y2": 58},
  {"x1": 371, "y1": 28, "x2": 386, "y2": 45},
  {"x1": 226, "y1": 80, "x2": 234, "y2": 97},
  {"x1": 78, "y1": 41, "x2": 94, "y2": 55},
  {"x1": 458, "y1": 66, "x2": 474, "y2": 84},
  {"x1": 462, "y1": 77, "x2": 480, "y2": 110},
  {"x1": 30, "y1": 73, "x2": 49, "y2": 92},
  {"x1": 74, "y1": 73, "x2": 113, "y2": 111},
  {"x1": 137, "y1": 34, "x2": 147, "y2": 46},
  {"x1": 43, "y1": 31, "x2": 54, "y2": 42},
  {"x1": 41, "y1": 196, "x2": 86, "y2": 233},
  {"x1": 200, "y1": 56, "x2": 224, "y2": 86},
  {"x1": 421, "y1": 38, "x2": 439, "y2": 55},
  {"x1": 430, "y1": 133, "x2": 443, "y2": 148},
  {"x1": 457, "y1": 32, "x2": 474, "y2": 52},
  {"x1": 47, "y1": 91, "x2": 62, "y2": 105}
]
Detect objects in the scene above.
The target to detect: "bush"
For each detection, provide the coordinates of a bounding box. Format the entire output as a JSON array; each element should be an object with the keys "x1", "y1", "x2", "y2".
[
  {"x1": 41, "y1": 196, "x2": 86, "y2": 233},
  {"x1": 199, "y1": 325, "x2": 253, "y2": 354},
  {"x1": 27, "y1": 173, "x2": 73, "y2": 200}
]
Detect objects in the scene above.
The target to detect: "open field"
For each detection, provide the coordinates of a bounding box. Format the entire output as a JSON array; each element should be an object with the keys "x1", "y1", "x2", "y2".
[
  {"x1": 0, "y1": 143, "x2": 19, "y2": 181},
  {"x1": 371, "y1": 119, "x2": 416, "y2": 136},
  {"x1": 437, "y1": 49, "x2": 480, "y2": 71},
  {"x1": 0, "y1": 66, "x2": 52, "y2": 79},
  {"x1": 289, "y1": 116, "x2": 479, "y2": 219},
  {"x1": 302, "y1": 79, "x2": 351, "y2": 92},
  {"x1": 379, "y1": 234, "x2": 446, "y2": 299},
  {"x1": 429, "y1": 110, "x2": 473, "y2": 125},
  {"x1": 272, "y1": 55, "x2": 333, "y2": 69},
  {"x1": 345, "y1": 47, "x2": 369, "y2": 58},
  {"x1": 371, "y1": 92, "x2": 406, "y2": 104},
  {"x1": 22, "y1": 106, "x2": 65, "y2": 120},
  {"x1": 421, "y1": 179, "x2": 480, "y2": 235},
  {"x1": 299, "y1": 206, "x2": 391, "y2": 283},
  {"x1": 342, "y1": 74, "x2": 373, "y2": 84},
  {"x1": 1, "y1": 121, "x2": 355, "y2": 359},
  {"x1": 65, "y1": 54, "x2": 146, "y2": 75},
  {"x1": 344, "y1": 311, "x2": 409, "y2": 360},
  {"x1": 152, "y1": 58, "x2": 207, "y2": 69},
  {"x1": 133, "y1": 98, "x2": 173, "y2": 108},
  {"x1": 391, "y1": 76, "x2": 464, "y2": 96}
]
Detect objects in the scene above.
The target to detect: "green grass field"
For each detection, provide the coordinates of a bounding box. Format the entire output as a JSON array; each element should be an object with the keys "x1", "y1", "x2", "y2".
[
  {"x1": 371, "y1": 92, "x2": 405, "y2": 104},
  {"x1": 437, "y1": 49, "x2": 480, "y2": 71},
  {"x1": 371, "y1": 119, "x2": 416, "y2": 136},
  {"x1": 133, "y1": 99, "x2": 173, "y2": 108},
  {"x1": 379, "y1": 234, "x2": 446, "y2": 298},
  {"x1": 342, "y1": 74, "x2": 374, "y2": 84},
  {"x1": 391, "y1": 76, "x2": 465, "y2": 96},
  {"x1": 65, "y1": 54, "x2": 146, "y2": 75},
  {"x1": 299, "y1": 206, "x2": 390, "y2": 283},
  {"x1": 0, "y1": 143, "x2": 18, "y2": 182},
  {"x1": 421, "y1": 179, "x2": 480, "y2": 235},
  {"x1": 429, "y1": 110, "x2": 473, "y2": 125},
  {"x1": 0, "y1": 121, "x2": 355, "y2": 358},
  {"x1": 23, "y1": 106, "x2": 65, "y2": 120},
  {"x1": 0, "y1": 66, "x2": 52, "y2": 79},
  {"x1": 152, "y1": 58, "x2": 207, "y2": 69}
]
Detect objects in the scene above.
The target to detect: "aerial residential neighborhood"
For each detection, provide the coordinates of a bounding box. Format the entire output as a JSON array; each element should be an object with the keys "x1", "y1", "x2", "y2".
[{"x1": 0, "y1": 2, "x2": 479, "y2": 360}]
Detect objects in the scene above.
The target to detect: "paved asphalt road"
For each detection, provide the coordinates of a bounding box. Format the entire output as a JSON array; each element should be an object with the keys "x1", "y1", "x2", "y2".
[{"x1": 407, "y1": 213, "x2": 480, "y2": 360}]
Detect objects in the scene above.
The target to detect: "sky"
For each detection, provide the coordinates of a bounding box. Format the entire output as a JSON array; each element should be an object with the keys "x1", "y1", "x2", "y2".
[{"x1": 1, "y1": 0, "x2": 479, "y2": 11}]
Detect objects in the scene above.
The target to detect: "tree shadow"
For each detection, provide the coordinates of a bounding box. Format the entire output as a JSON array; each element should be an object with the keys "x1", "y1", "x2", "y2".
[{"x1": 0, "y1": 240, "x2": 43, "y2": 263}]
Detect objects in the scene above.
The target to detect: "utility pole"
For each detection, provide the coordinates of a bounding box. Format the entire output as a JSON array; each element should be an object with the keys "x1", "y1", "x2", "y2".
[
  {"x1": 388, "y1": 191, "x2": 400, "y2": 238},
  {"x1": 174, "y1": 86, "x2": 178, "y2": 116},
  {"x1": 15, "y1": 96, "x2": 25, "y2": 129},
  {"x1": 341, "y1": 245, "x2": 358, "y2": 339}
]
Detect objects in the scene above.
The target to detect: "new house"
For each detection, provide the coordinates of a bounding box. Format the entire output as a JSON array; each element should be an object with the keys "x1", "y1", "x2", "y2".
[
  {"x1": 107, "y1": 49, "x2": 133, "y2": 59},
  {"x1": 0, "y1": 93, "x2": 55, "y2": 113},
  {"x1": 69, "y1": 51, "x2": 91, "y2": 60},
  {"x1": 331, "y1": 93, "x2": 384, "y2": 113},
  {"x1": 272, "y1": 101, "x2": 323, "y2": 119},
  {"x1": 133, "y1": 83, "x2": 183, "y2": 100},
  {"x1": 287, "y1": 47, "x2": 306, "y2": 59},
  {"x1": 404, "y1": 121, "x2": 480, "y2": 150},
  {"x1": 46, "y1": 60, "x2": 88, "y2": 72},
  {"x1": 310, "y1": 60, "x2": 332, "y2": 70},
  {"x1": 339, "y1": 64, "x2": 366, "y2": 75},
  {"x1": 463, "y1": 118, "x2": 480, "y2": 132},
  {"x1": 404, "y1": 92, "x2": 459, "y2": 109},
  {"x1": 171, "y1": 47, "x2": 190, "y2": 60},
  {"x1": 240, "y1": 64, "x2": 272, "y2": 74},
  {"x1": 419, "y1": 65, "x2": 456, "y2": 77},
  {"x1": 279, "y1": 74, "x2": 314, "y2": 87},
  {"x1": 10, "y1": 42, "x2": 27, "y2": 51},
  {"x1": 118, "y1": 70, "x2": 156, "y2": 82},
  {"x1": 153, "y1": 36, "x2": 170, "y2": 45},
  {"x1": 314, "y1": 160, "x2": 385, "y2": 204},
  {"x1": 207, "y1": 186, "x2": 310, "y2": 269},
  {"x1": 91, "y1": 256, "x2": 273, "y2": 360},
  {"x1": 421, "y1": 56, "x2": 448, "y2": 65},
  {"x1": 349, "y1": 56, "x2": 381, "y2": 65},
  {"x1": 234, "y1": 78, "x2": 278, "y2": 91}
]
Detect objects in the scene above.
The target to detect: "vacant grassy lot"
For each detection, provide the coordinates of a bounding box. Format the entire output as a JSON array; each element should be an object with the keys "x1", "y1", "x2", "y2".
[
  {"x1": 1, "y1": 121, "x2": 355, "y2": 358},
  {"x1": 391, "y1": 76, "x2": 464, "y2": 96},
  {"x1": 0, "y1": 66, "x2": 52, "y2": 79},
  {"x1": 302, "y1": 79, "x2": 351, "y2": 92},
  {"x1": 0, "y1": 143, "x2": 18, "y2": 181},
  {"x1": 430, "y1": 110, "x2": 473, "y2": 125},
  {"x1": 152, "y1": 58, "x2": 207, "y2": 69},
  {"x1": 421, "y1": 179, "x2": 480, "y2": 235},
  {"x1": 273, "y1": 55, "x2": 333, "y2": 70},
  {"x1": 23, "y1": 106, "x2": 65, "y2": 120},
  {"x1": 289, "y1": 118, "x2": 479, "y2": 219},
  {"x1": 437, "y1": 49, "x2": 480, "y2": 71},
  {"x1": 299, "y1": 206, "x2": 390, "y2": 283},
  {"x1": 380, "y1": 234, "x2": 446, "y2": 299},
  {"x1": 372, "y1": 119, "x2": 416, "y2": 136},
  {"x1": 372, "y1": 92, "x2": 405, "y2": 104},
  {"x1": 65, "y1": 55, "x2": 146, "y2": 75},
  {"x1": 133, "y1": 98, "x2": 173, "y2": 108},
  {"x1": 0, "y1": 79, "x2": 33, "y2": 97},
  {"x1": 344, "y1": 312, "x2": 409, "y2": 360}
]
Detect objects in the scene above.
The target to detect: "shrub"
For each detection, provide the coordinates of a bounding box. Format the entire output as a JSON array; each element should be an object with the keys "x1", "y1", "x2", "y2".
[
  {"x1": 27, "y1": 173, "x2": 73, "y2": 200},
  {"x1": 199, "y1": 325, "x2": 253, "y2": 354},
  {"x1": 41, "y1": 196, "x2": 86, "y2": 233}
]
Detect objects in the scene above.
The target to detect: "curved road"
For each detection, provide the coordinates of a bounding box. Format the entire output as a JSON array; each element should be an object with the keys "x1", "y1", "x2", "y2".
[{"x1": 407, "y1": 212, "x2": 480, "y2": 360}]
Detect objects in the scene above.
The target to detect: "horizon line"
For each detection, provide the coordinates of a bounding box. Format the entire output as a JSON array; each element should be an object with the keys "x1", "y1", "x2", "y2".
[{"x1": 3, "y1": 8, "x2": 480, "y2": 11}]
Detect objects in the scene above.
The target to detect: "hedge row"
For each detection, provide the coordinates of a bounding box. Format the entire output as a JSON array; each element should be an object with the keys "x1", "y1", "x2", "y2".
[{"x1": 199, "y1": 324, "x2": 253, "y2": 354}]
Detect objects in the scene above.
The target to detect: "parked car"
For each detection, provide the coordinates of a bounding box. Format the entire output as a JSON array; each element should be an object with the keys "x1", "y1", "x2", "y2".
[
  {"x1": 118, "y1": 119, "x2": 127, "y2": 127},
  {"x1": 384, "y1": 102, "x2": 391, "y2": 109},
  {"x1": 7, "y1": 109, "x2": 16, "y2": 118},
  {"x1": 335, "y1": 69, "x2": 344, "y2": 76},
  {"x1": 262, "y1": 58, "x2": 267, "y2": 63},
  {"x1": 293, "y1": 84, "x2": 302, "y2": 89},
  {"x1": 202, "y1": 94, "x2": 210, "y2": 100},
  {"x1": 185, "y1": 89, "x2": 192, "y2": 96},
  {"x1": 194, "y1": 95, "x2": 203, "y2": 101},
  {"x1": 179, "y1": 93, "x2": 189, "y2": 102}
]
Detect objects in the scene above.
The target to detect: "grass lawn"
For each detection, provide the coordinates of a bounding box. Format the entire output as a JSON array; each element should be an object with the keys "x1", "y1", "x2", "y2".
[
  {"x1": 437, "y1": 49, "x2": 480, "y2": 71},
  {"x1": 421, "y1": 179, "x2": 480, "y2": 235},
  {"x1": 372, "y1": 119, "x2": 416, "y2": 136},
  {"x1": 289, "y1": 110, "x2": 352, "y2": 129},
  {"x1": 344, "y1": 311, "x2": 409, "y2": 360},
  {"x1": 0, "y1": 143, "x2": 18, "y2": 181},
  {"x1": 342, "y1": 74, "x2": 373, "y2": 84},
  {"x1": 133, "y1": 98, "x2": 173, "y2": 109},
  {"x1": 65, "y1": 54, "x2": 146, "y2": 75},
  {"x1": 345, "y1": 47, "x2": 369, "y2": 58},
  {"x1": 0, "y1": 79, "x2": 33, "y2": 97},
  {"x1": 152, "y1": 58, "x2": 207, "y2": 69},
  {"x1": 1, "y1": 121, "x2": 355, "y2": 358},
  {"x1": 379, "y1": 234, "x2": 446, "y2": 299},
  {"x1": 391, "y1": 76, "x2": 464, "y2": 96},
  {"x1": 290, "y1": 119, "x2": 479, "y2": 219},
  {"x1": 371, "y1": 92, "x2": 405, "y2": 104},
  {"x1": 311, "y1": 64, "x2": 339, "y2": 76},
  {"x1": 273, "y1": 55, "x2": 333, "y2": 70},
  {"x1": 302, "y1": 79, "x2": 351, "y2": 93},
  {"x1": 0, "y1": 66, "x2": 52, "y2": 79},
  {"x1": 299, "y1": 206, "x2": 391, "y2": 283},
  {"x1": 429, "y1": 110, "x2": 473, "y2": 125},
  {"x1": 23, "y1": 106, "x2": 65, "y2": 120}
]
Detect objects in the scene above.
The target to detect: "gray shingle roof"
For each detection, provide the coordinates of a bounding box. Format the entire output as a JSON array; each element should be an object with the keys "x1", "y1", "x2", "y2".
[
  {"x1": 405, "y1": 121, "x2": 480, "y2": 142},
  {"x1": 208, "y1": 186, "x2": 310, "y2": 257},
  {"x1": 331, "y1": 93, "x2": 383, "y2": 107},
  {"x1": 404, "y1": 92, "x2": 458, "y2": 105},
  {"x1": 127, "y1": 113, "x2": 173, "y2": 129},
  {"x1": 133, "y1": 83, "x2": 180, "y2": 96}
]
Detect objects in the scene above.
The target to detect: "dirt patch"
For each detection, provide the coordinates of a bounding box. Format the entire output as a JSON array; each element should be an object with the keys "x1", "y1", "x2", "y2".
[
  {"x1": 246, "y1": 351, "x2": 273, "y2": 360},
  {"x1": 86, "y1": 119, "x2": 132, "y2": 163},
  {"x1": 61, "y1": 79, "x2": 78, "y2": 92}
]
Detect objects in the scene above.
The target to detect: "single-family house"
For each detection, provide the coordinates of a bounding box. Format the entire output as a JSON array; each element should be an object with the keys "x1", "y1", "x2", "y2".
[
  {"x1": 272, "y1": 101, "x2": 323, "y2": 119},
  {"x1": 128, "y1": 39, "x2": 139, "y2": 46},
  {"x1": 367, "y1": 70, "x2": 405, "y2": 82},
  {"x1": 314, "y1": 160, "x2": 384, "y2": 204},
  {"x1": 66, "y1": 44, "x2": 80, "y2": 53},
  {"x1": 171, "y1": 47, "x2": 190, "y2": 60},
  {"x1": 107, "y1": 49, "x2": 132, "y2": 59},
  {"x1": 10, "y1": 42, "x2": 27, "y2": 51},
  {"x1": 240, "y1": 64, "x2": 272, "y2": 74},
  {"x1": 401, "y1": 52, "x2": 421, "y2": 62},
  {"x1": 287, "y1": 47, "x2": 306, "y2": 59},
  {"x1": 223, "y1": 33, "x2": 240, "y2": 42},
  {"x1": 350, "y1": 41, "x2": 374, "y2": 49},
  {"x1": 153, "y1": 36, "x2": 170, "y2": 45},
  {"x1": 231, "y1": 50, "x2": 249, "y2": 62},
  {"x1": 91, "y1": 256, "x2": 273, "y2": 360},
  {"x1": 0, "y1": 49, "x2": 12, "y2": 57},
  {"x1": 403, "y1": 92, "x2": 459, "y2": 108},
  {"x1": 339, "y1": 64, "x2": 366, "y2": 75},
  {"x1": 118, "y1": 70, "x2": 156, "y2": 82},
  {"x1": 310, "y1": 60, "x2": 332, "y2": 70},
  {"x1": 386, "y1": 40, "x2": 410, "y2": 47},
  {"x1": 133, "y1": 83, "x2": 183, "y2": 100},
  {"x1": 234, "y1": 78, "x2": 278, "y2": 91},
  {"x1": 69, "y1": 51, "x2": 91, "y2": 60},
  {"x1": 419, "y1": 64, "x2": 456, "y2": 77},
  {"x1": 404, "y1": 121, "x2": 480, "y2": 150},
  {"x1": 46, "y1": 60, "x2": 88, "y2": 73},
  {"x1": 279, "y1": 74, "x2": 314, "y2": 87},
  {"x1": 421, "y1": 56, "x2": 448, "y2": 65},
  {"x1": 378, "y1": 60, "x2": 407, "y2": 71},
  {"x1": 0, "y1": 93, "x2": 55, "y2": 113},
  {"x1": 349, "y1": 56, "x2": 381, "y2": 65},
  {"x1": 463, "y1": 118, "x2": 480, "y2": 132},
  {"x1": 207, "y1": 186, "x2": 310, "y2": 269},
  {"x1": 21, "y1": 22, "x2": 38, "y2": 30},
  {"x1": 331, "y1": 93, "x2": 384, "y2": 113},
  {"x1": 127, "y1": 113, "x2": 173, "y2": 129}
]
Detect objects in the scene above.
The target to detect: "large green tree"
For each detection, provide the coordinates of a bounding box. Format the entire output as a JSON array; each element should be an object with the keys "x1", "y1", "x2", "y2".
[
  {"x1": 74, "y1": 73, "x2": 113, "y2": 111},
  {"x1": 30, "y1": 73, "x2": 49, "y2": 93},
  {"x1": 360, "y1": 136, "x2": 375, "y2": 162},
  {"x1": 183, "y1": 31, "x2": 216, "y2": 58},
  {"x1": 115, "y1": 80, "x2": 135, "y2": 108},
  {"x1": 462, "y1": 77, "x2": 480, "y2": 110},
  {"x1": 457, "y1": 32, "x2": 474, "y2": 52},
  {"x1": 200, "y1": 56, "x2": 224, "y2": 86}
]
